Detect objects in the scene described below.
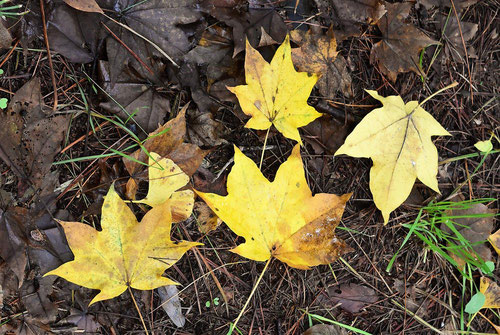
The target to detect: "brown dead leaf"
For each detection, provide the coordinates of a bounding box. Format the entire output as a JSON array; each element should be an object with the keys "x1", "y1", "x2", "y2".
[
  {"x1": 21, "y1": 276, "x2": 57, "y2": 324},
  {"x1": 303, "y1": 324, "x2": 349, "y2": 335},
  {"x1": 0, "y1": 78, "x2": 69, "y2": 196},
  {"x1": 322, "y1": 283, "x2": 378, "y2": 313},
  {"x1": 313, "y1": 0, "x2": 386, "y2": 38},
  {"x1": 441, "y1": 195, "x2": 496, "y2": 269},
  {"x1": 438, "y1": 14, "x2": 478, "y2": 62},
  {"x1": 291, "y1": 27, "x2": 352, "y2": 98},
  {"x1": 0, "y1": 209, "x2": 27, "y2": 287},
  {"x1": 200, "y1": 2, "x2": 287, "y2": 56},
  {"x1": 370, "y1": 2, "x2": 438, "y2": 81},
  {"x1": 123, "y1": 105, "x2": 207, "y2": 182},
  {"x1": 193, "y1": 202, "x2": 222, "y2": 234},
  {"x1": 420, "y1": 0, "x2": 478, "y2": 11},
  {"x1": 186, "y1": 107, "x2": 227, "y2": 147},
  {"x1": 303, "y1": 115, "x2": 349, "y2": 155},
  {"x1": 158, "y1": 285, "x2": 185, "y2": 327},
  {"x1": 63, "y1": 0, "x2": 103, "y2": 13},
  {"x1": 47, "y1": 4, "x2": 102, "y2": 63},
  {"x1": 0, "y1": 21, "x2": 12, "y2": 49},
  {"x1": 98, "y1": 60, "x2": 170, "y2": 135}
]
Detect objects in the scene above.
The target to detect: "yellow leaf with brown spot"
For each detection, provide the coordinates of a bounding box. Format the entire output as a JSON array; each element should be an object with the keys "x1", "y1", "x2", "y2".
[
  {"x1": 335, "y1": 90, "x2": 450, "y2": 223},
  {"x1": 195, "y1": 144, "x2": 351, "y2": 269},
  {"x1": 45, "y1": 186, "x2": 201, "y2": 305},
  {"x1": 132, "y1": 152, "x2": 194, "y2": 222},
  {"x1": 228, "y1": 35, "x2": 321, "y2": 144},
  {"x1": 480, "y1": 277, "x2": 500, "y2": 309},
  {"x1": 489, "y1": 230, "x2": 500, "y2": 256}
]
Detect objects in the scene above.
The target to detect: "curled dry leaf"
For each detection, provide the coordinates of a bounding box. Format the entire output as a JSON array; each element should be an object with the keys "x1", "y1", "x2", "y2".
[
  {"x1": 158, "y1": 285, "x2": 185, "y2": 327},
  {"x1": 229, "y1": 36, "x2": 321, "y2": 144},
  {"x1": 335, "y1": 90, "x2": 450, "y2": 223},
  {"x1": 438, "y1": 14, "x2": 478, "y2": 62},
  {"x1": 123, "y1": 105, "x2": 207, "y2": 180},
  {"x1": 131, "y1": 153, "x2": 195, "y2": 222},
  {"x1": 196, "y1": 145, "x2": 352, "y2": 269},
  {"x1": 45, "y1": 186, "x2": 201, "y2": 305},
  {"x1": 291, "y1": 27, "x2": 352, "y2": 98},
  {"x1": 370, "y1": 2, "x2": 438, "y2": 81}
]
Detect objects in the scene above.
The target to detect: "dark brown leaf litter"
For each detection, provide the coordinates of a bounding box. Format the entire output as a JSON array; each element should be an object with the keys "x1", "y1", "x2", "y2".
[
  {"x1": 370, "y1": 1, "x2": 438, "y2": 81},
  {"x1": 0, "y1": 78, "x2": 69, "y2": 198},
  {"x1": 320, "y1": 283, "x2": 379, "y2": 313}
]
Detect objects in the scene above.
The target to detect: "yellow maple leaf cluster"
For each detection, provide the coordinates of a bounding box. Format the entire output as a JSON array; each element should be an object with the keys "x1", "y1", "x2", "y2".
[{"x1": 47, "y1": 33, "x2": 452, "y2": 309}]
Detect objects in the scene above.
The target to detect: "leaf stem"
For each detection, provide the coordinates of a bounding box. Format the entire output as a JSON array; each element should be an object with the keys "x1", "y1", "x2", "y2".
[
  {"x1": 419, "y1": 82, "x2": 458, "y2": 107},
  {"x1": 128, "y1": 286, "x2": 150, "y2": 335},
  {"x1": 228, "y1": 258, "x2": 272, "y2": 334},
  {"x1": 259, "y1": 128, "x2": 271, "y2": 170}
]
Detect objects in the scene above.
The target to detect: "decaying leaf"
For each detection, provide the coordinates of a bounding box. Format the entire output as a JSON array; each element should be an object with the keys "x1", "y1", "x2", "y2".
[
  {"x1": 322, "y1": 283, "x2": 378, "y2": 313},
  {"x1": 63, "y1": 0, "x2": 103, "y2": 13},
  {"x1": 0, "y1": 209, "x2": 27, "y2": 287},
  {"x1": 228, "y1": 36, "x2": 322, "y2": 144},
  {"x1": 480, "y1": 277, "x2": 500, "y2": 309},
  {"x1": 21, "y1": 276, "x2": 58, "y2": 324},
  {"x1": 99, "y1": 61, "x2": 170, "y2": 135},
  {"x1": 196, "y1": 145, "x2": 352, "y2": 269},
  {"x1": 303, "y1": 115, "x2": 350, "y2": 155},
  {"x1": 313, "y1": 0, "x2": 386, "y2": 38},
  {"x1": 489, "y1": 230, "x2": 500, "y2": 255},
  {"x1": 59, "y1": 307, "x2": 101, "y2": 333},
  {"x1": 438, "y1": 14, "x2": 478, "y2": 62},
  {"x1": 186, "y1": 107, "x2": 227, "y2": 147},
  {"x1": 335, "y1": 90, "x2": 450, "y2": 223},
  {"x1": 303, "y1": 324, "x2": 349, "y2": 335},
  {"x1": 0, "y1": 78, "x2": 69, "y2": 196},
  {"x1": 370, "y1": 2, "x2": 438, "y2": 81},
  {"x1": 131, "y1": 153, "x2": 194, "y2": 222},
  {"x1": 105, "y1": 0, "x2": 202, "y2": 84},
  {"x1": 291, "y1": 27, "x2": 352, "y2": 98},
  {"x1": 47, "y1": 4, "x2": 102, "y2": 63},
  {"x1": 123, "y1": 105, "x2": 207, "y2": 180},
  {"x1": 45, "y1": 186, "x2": 201, "y2": 305},
  {"x1": 200, "y1": 2, "x2": 287, "y2": 56},
  {"x1": 0, "y1": 21, "x2": 12, "y2": 49},
  {"x1": 419, "y1": 0, "x2": 478, "y2": 11},
  {"x1": 441, "y1": 195, "x2": 495, "y2": 269}
]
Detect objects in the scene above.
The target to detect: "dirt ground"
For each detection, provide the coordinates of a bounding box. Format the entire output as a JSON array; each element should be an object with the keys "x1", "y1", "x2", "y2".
[{"x1": 0, "y1": 0, "x2": 499, "y2": 334}]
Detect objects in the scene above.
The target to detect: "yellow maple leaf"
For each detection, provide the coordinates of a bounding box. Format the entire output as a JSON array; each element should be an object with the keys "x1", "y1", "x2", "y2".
[
  {"x1": 480, "y1": 277, "x2": 500, "y2": 309},
  {"x1": 335, "y1": 90, "x2": 450, "y2": 223},
  {"x1": 195, "y1": 144, "x2": 352, "y2": 269},
  {"x1": 131, "y1": 152, "x2": 194, "y2": 222},
  {"x1": 489, "y1": 230, "x2": 500, "y2": 256},
  {"x1": 45, "y1": 186, "x2": 201, "y2": 305},
  {"x1": 228, "y1": 35, "x2": 322, "y2": 144}
]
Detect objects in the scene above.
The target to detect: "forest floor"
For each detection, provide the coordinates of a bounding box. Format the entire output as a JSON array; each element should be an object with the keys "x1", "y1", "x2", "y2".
[{"x1": 0, "y1": 0, "x2": 499, "y2": 334}]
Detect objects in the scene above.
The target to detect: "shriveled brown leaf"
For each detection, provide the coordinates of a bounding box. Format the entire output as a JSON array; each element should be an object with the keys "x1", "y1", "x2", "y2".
[
  {"x1": 47, "y1": 4, "x2": 102, "y2": 63},
  {"x1": 438, "y1": 14, "x2": 478, "y2": 62},
  {"x1": 99, "y1": 60, "x2": 170, "y2": 135},
  {"x1": 59, "y1": 307, "x2": 101, "y2": 333},
  {"x1": 441, "y1": 195, "x2": 495, "y2": 269},
  {"x1": 0, "y1": 78, "x2": 69, "y2": 196},
  {"x1": 322, "y1": 283, "x2": 378, "y2": 313},
  {"x1": 370, "y1": 2, "x2": 438, "y2": 81},
  {"x1": 21, "y1": 276, "x2": 57, "y2": 324},
  {"x1": 123, "y1": 105, "x2": 207, "y2": 180},
  {"x1": 193, "y1": 202, "x2": 221, "y2": 234},
  {"x1": 63, "y1": 0, "x2": 103, "y2": 13}
]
